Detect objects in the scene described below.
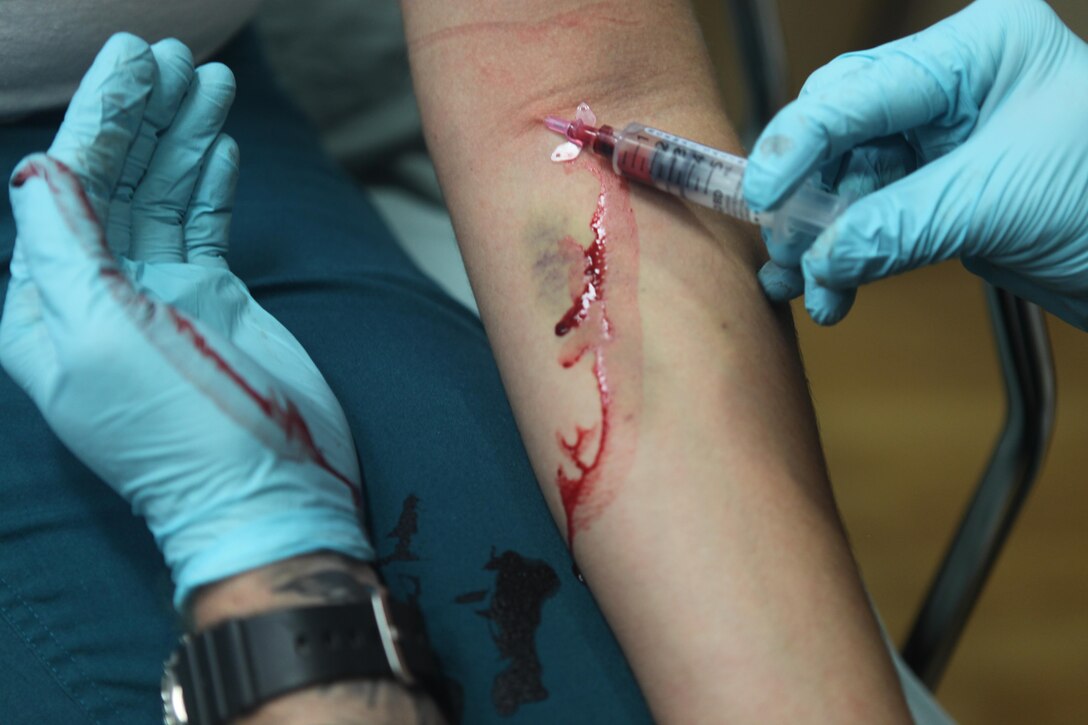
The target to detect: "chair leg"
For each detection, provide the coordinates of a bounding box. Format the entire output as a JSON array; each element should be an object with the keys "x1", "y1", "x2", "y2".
[{"x1": 901, "y1": 287, "x2": 1056, "y2": 689}]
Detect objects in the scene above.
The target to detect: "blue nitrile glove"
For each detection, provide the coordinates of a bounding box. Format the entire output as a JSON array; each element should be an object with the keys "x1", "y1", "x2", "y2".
[
  {"x1": 744, "y1": 0, "x2": 1088, "y2": 328},
  {"x1": 0, "y1": 34, "x2": 372, "y2": 609}
]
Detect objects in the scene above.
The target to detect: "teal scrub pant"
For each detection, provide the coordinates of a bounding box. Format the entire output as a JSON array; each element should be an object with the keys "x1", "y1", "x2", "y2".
[{"x1": 0, "y1": 30, "x2": 651, "y2": 724}]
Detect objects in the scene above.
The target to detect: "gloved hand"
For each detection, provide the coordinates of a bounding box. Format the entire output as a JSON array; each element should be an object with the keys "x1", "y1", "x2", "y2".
[
  {"x1": 743, "y1": 0, "x2": 1088, "y2": 328},
  {"x1": 0, "y1": 34, "x2": 372, "y2": 609}
]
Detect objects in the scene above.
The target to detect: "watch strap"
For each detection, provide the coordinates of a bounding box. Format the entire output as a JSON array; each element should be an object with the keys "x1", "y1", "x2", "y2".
[{"x1": 174, "y1": 596, "x2": 438, "y2": 725}]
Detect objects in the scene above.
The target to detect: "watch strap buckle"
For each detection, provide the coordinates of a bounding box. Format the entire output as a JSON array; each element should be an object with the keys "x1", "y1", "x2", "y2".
[{"x1": 370, "y1": 586, "x2": 416, "y2": 686}]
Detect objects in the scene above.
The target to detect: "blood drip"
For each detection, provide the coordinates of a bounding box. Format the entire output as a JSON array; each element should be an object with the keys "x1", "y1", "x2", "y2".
[
  {"x1": 553, "y1": 165, "x2": 625, "y2": 545},
  {"x1": 553, "y1": 199, "x2": 608, "y2": 337}
]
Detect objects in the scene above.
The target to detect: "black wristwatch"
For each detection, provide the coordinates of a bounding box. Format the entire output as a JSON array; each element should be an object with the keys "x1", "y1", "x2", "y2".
[{"x1": 161, "y1": 586, "x2": 439, "y2": 724}]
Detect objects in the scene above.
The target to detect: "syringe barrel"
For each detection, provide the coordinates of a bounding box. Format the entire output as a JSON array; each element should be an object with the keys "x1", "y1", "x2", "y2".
[
  {"x1": 611, "y1": 123, "x2": 846, "y2": 236},
  {"x1": 612, "y1": 123, "x2": 764, "y2": 223}
]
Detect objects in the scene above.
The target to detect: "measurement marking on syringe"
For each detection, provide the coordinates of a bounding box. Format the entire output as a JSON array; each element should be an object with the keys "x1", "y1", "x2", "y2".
[
  {"x1": 686, "y1": 152, "x2": 700, "y2": 192},
  {"x1": 545, "y1": 106, "x2": 847, "y2": 236}
]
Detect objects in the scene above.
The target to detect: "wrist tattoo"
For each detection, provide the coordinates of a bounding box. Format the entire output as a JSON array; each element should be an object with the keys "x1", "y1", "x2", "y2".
[{"x1": 272, "y1": 568, "x2": 377, "y2": 604}]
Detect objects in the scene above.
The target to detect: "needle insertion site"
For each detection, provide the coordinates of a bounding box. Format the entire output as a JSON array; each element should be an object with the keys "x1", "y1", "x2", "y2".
[{"x1": 545, "y1": 103, "x2": 847, "y2": 240}]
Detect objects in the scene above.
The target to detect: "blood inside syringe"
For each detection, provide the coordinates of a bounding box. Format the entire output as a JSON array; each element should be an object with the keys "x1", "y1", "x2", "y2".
[
  {"x1": 545, "y1": 114, "x2": 762, "y2": 223},
  {"x1": 545, "y1": 112, "x2": 848, "y2": 237}
]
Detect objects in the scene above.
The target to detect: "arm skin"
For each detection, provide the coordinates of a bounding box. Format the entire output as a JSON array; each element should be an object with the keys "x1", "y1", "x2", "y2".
[
  {"x1": 400, "y1": 1, "x2": 912, "y2": 722},
  {"x1": 190, "y1": 555, "x2": 446, "y2": 725}
]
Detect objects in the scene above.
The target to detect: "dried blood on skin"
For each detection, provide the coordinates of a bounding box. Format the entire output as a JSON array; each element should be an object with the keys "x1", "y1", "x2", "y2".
[
  {"x1": 13, "y1": 157, "x2": 361, "y2": 507},
  {"x1": 552, "y1": 159, "x2": 640, "y2": 546}
]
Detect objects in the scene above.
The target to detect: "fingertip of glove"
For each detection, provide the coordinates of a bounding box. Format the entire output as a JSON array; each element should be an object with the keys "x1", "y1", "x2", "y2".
[
  {"x1": 758, "y1": 261, "x2": 804, "y2": 301},
  {"x1": 9, "y1": 153, "x2": 71, "y2": 198},
  {"x1": 151, "y1": 38, "x2": 196, "y2": 78},
  {"x1": 216, "y1": 133, "x2": 240, "y2": 160},
  {"x1": 151, "y1": 36, "x2": 192, "y2": 59},
  {"x1": 804, "y1": 283, "x2": 855, "y2": 326},
  {"x1": 806, "y1": 301, "x2": 847, "y2": 326},
  {"x1": 102, "y1": 31, "x2": 150, "y2": 56},
  {"x1": 9, "y1": 155, "x2": 103, "y2": 245},
  {"x1": 10, "y1": 153, "x2": 44, "y2": 189},
  {"x1": 194, "y1": 62, "x2": 237, "y2": 99},
  {"x1": 101, "y1": 32, "x2": 155, "y2": 76}
]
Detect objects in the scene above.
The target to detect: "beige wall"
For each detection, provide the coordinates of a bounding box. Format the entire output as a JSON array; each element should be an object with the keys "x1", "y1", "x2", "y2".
[{"x1": 697, "y1": 0, "x2": 1088, "y2": 139}]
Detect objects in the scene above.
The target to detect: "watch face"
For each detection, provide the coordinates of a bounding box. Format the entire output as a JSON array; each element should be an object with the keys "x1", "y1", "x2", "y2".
[{"x1": 161, "y1": 654, "x2": 188, "y2": 725}]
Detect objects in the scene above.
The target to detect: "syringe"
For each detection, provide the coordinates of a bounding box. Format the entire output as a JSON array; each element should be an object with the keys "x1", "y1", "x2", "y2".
[{"x1": 544, "y1": 105, "x2": 847, "y2": 240}]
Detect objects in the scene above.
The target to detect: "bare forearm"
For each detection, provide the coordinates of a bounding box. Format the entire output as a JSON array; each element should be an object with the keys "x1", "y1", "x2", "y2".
[
  {"x1": 190, "y1": 554, "x2": 444, "y2": 725},
  {"x1": 402, "y1": 1, "x2": 909, "y2": 722}
]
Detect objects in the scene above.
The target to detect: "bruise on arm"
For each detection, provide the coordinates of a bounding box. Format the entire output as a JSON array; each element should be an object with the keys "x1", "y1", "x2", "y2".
[{"x1": 403, "y1": 0, "x2": 759, "y2": 535}]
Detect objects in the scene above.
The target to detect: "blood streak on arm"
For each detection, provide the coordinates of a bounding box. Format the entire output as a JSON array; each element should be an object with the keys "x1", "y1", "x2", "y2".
[{"x1": 551, "y1": 158, "x2": 641, "y2": 546}]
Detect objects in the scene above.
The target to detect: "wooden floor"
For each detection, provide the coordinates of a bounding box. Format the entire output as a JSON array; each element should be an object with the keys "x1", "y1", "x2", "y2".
[{"x1": 796, "y1": 262, "x2": 1088, "y2": 723}]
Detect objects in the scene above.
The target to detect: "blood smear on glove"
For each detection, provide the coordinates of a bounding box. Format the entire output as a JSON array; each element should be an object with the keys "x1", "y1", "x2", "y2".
[{"x1": 13, "y1": 157, "x2": 362, "y2": 509}]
